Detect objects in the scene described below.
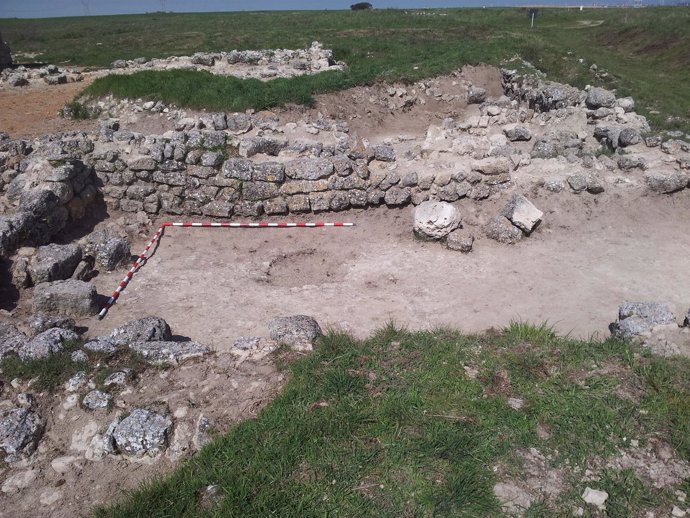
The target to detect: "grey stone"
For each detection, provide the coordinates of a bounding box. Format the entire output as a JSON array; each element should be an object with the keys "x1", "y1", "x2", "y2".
[
  {"x1": 200, "y1": 151, "x2": 224, "y2": 167},
  {"x1": 29, "y1": 314, "x2": 75, "y2": 336},
  {"x1": 106, "y1": 409, "x2": 172, "y2": 457},
  {"x1": 467, "y1": 86, "x2": 487, "y2": 104},
  {"x1": 287, "y1": 195, "x2": 311, "y2": 213},
  {"x1": 222, "y1": 158, "x2": 253, "y2": 181},
  {"x1": 472, "y1": 157, "x2": 511, "y2": 176},
  {"x1": 329, "y1": 192, "x2": 350, "y2": 211},
  {"x1": 202, "y1": 201, "x2": 233, "y2": 218},
  {"x1": 484, "y1": 216, "x2": 522, "y2": 245},
  {"x1": 233, "y1": 200, "x2": 263, "y2": 217},
  {"x1": 82, "y1": 390, "x2": 112, "y2": 410},
  {"x1": 0, "y1": 323, "x2": 28, "y2": 359},
  {"x1": 446, "y1": 230, "x2": 474, "y2": 253},
  {"x1": 243, "y1": 181, "x2": 279, "y2": 201},
  {"x1": 226, "y1": 113, "x2": 252, "y2": 135},
  {"x1": 263, "y1": 197, "x2": 289, "y2": 215},
  {"x1": 401, "y1": 172, "x2": 418, "y2": 187},
  {"x1": 239, "y1": 137, "x2": 286, "y2": 158},
  {"x1": 413, "y1": 201, "x2": 461, "y2": 239},
  {"x1": 28, "y1": 243, "x2": 82, "y2": 284},
  {"x1": 253, "y1": 162, "x2": 285, "y2": 182},
  {"x1": 568, "y1": 174, "x2": 589, "y2": 193},
  {"x1": 617, "y1": 156, "x2": 646, "y2": 171},
  {"x1": 531, "y1": 138, "x2": 562, "y2": 159},
  {"x1": 645, "y1": 136, "x2": 663, "y2": 148},
  {"x1": 384, "y1": 186, "x2": 411, "y2": 206},
  {"x1": 109, "y1": 316, "x2": 172, "y2": 346},
  {"x1": 268, "y1": 315, "x2": 322, "y2": 351},
  {"x1": 71, "y1": 350, "x2": 88, "y2": 363},
  {"x1": 618, "y1": 128, "x2": 641, "y2": 147},
  {"x1": 504, "y1": 126, "x2": 532, "y2": 142},
  {"x1": 81, "y1": 229, "x2": 131, "y2": 271},
  {"x1": 129, "y1": 341, "x2": 212, "y2": 365},
  {"x1": 285, "y1": 158, "x2": 334, "y2": 180},
  {"x1": 21, "y1": 327, "x2": 79, "y2": 360},
  {"x1": 646, "y1": 172, "x2": 688, "y2": 194},
  {"x1": 191, "y1": 53, "x2": 215, "y2": 66},
  {"x1": 586, "y1": 175, "x2": 605, "y2": 194},
  {"x1": 373, "y1": 145, "x2": 396, "y2": 162},
  {"x1": 32, "y1": 279, "x2": 99, "y2": 317},
  {"x1": 500, "y1": 194, "x2": 543, "y2": 234},
  {"x1": 611, "y1": 301, "x2": 677, "y2": 339},
  {"x1": 0, "y1": 408, "x2": 44, "y2": 462},
  {"x1": 585, "y1": 87, "x2": 616, "y2": 109},
  {"x1": 8, "y1": 74, "x2": 28, "y2": 87},
  {"x1": 103, "y1": 370, "x2": 132, "y2": 387},
  {"x1": 128, "y1": 157, "x2": 157, "y2": 172},
  {"x1": 83, "y1": 337, "x2": 118, "y2": 355}
]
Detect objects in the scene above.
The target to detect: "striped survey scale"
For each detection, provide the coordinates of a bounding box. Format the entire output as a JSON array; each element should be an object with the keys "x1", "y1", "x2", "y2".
[{"x1": 97, "y1": 220, "x2": 355, "y2": 319}]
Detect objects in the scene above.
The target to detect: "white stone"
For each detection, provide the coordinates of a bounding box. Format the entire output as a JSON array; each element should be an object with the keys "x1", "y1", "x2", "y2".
[
  {"x1": 413, "y1": 201, "x2": 461, "y2": 239},
  {"x1": 1, "y1": 469, "x2": 37, "y2": 493},
  {"x1": 501, "y1": 194, "x2": 543, "y2": 234},
  {"x1": 40, "y1": 488, "x2": 63, "y2": 506},
  {"x1": 672, "y1": 507, "x2": 686, "y2": 517},
  {"x1": 582, "y1": 487, "x2": 608, "y2": 509},
  {"x1": 51, "y1": 455, "x2": 78, "y2": 474}
]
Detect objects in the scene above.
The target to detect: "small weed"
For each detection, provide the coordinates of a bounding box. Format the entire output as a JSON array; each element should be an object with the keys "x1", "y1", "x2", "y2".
[
  {"x1": 59, "y1": 100, "x2": 95, "y2": 120},
  {"x1": 0, "y1": 340, "x2": 88, "y2": 392}
]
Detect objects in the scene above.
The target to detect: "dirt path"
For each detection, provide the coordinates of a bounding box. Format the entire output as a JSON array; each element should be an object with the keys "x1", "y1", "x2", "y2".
[
  {"x1": 83, "y1": 190, "x2": 690, "y2": 349},
  {"x1": 0, "y1": 81, "x2": 96, "y2": 138}
]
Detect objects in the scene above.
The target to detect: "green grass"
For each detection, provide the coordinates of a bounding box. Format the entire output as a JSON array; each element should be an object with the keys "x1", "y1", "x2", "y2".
[
  {"x1": 0, "y1": 339, "x2": 87, "y2": 391},
  {"x1": 95, "y1": 323, "x2": 690, "y2": 517},
  {"x1": 2, "y1": 8, "x2": 689, "y2": 133}
]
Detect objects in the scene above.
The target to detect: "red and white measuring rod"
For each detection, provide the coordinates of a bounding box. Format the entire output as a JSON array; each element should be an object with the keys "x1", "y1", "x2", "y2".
[{"x1": 97, "y1": 220, "x2": 355, "y2": 319}]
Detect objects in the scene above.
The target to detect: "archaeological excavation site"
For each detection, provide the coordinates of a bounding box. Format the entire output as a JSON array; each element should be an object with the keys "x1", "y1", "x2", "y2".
[{"x1": 0, "y1": 9, "x2": 689, "y2": 517}]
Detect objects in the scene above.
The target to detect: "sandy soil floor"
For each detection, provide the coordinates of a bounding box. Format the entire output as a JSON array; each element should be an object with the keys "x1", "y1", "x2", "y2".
[
  {"x1": 0, "y1": 81, "x2": 97, "y2": 138},
  {"x1": 80, "y1": 189, "x2": 690, "y2": 349}
]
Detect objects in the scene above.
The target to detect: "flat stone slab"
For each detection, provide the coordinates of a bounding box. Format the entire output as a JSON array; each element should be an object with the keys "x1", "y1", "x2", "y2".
[
  {"x1": 32, "y1": 279, "x2": 99, "y2": 317},
  {"x1": 129, "y1": 340, "x2": 212, "y2": 365}
]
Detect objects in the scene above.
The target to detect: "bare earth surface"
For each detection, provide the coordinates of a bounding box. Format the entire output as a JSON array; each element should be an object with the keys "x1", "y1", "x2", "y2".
[
  {"x1": 0, "y1": 81, "x2": 96, "y2": 138},
  {"x1": 82, "y1": 190, "x2": 690, "y2": 349}
]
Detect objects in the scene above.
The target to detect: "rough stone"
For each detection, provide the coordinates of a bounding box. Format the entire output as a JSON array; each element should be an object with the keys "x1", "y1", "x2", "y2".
[
  {"x1": 253, "y1": 161, "x2": 285, "y2": 182},
  {"x1": 568, "y1": 174, "x2": 589, "y2": 193},
  {"x1": 504, "y1": 126, "x2": 532, "y2": 142},
  {"x1": 268, "y1": 315, "x2": 323, "y2": 351},
  {"x1": 485, "y1": 216, "x2": 522, "y2": 245},
  {"x1": 129, "y1": 341, "x2": 212, "y2": 365},
  {"x1": 610, "y1": 301, "x2": 677, "y2": 339},
  {"x1": 0, "y1": 323, "x2": 28, "y2": 359},
  {"x1": 467, "y1": 86, "x2": 487, "y2": 104},
  {"x1": 373, "y1": 145, "x2": 396, "y2": 162},
  {"x1": 81, "y1": 229, "x2": 131, "y2": 271},
  {"x1": 106, "y1": 409, "x2": 172, "y2": 457},
  {"x1": 384, "y1": 186, "x2": 411, "y2": 206},
  {"x1": 285, "y1": 158, "x2": 334, "y2": 180},
  {"x1": 0, "y1": 408, "x2": 44, "y2": 462},
  {"x1": 413, "y1": 201, "x2": 461, "y2": 239},
  {"x1": 646, "y1": 172, "x2": 688, "y2": 194},
  {"x1": 500, "y1": 194, "x2": 543, "y2": 234},
  {"x1": 28, "y1": 243, "x2": 82, "y2": 284},
  {"x1": 82, "y1": 390, "x2": 112, "y2": 410},
  {"x1": 83, "y1": 337, "x2": 118, "y2": 355},
  {"x1": 222, "y1": 158, "x2": 253, "y2": 181},
  {"x1": 32, "y1": 279, "x2": 99, "y2": 317},
  {"x1": 28, "y1": 314, "x2": 76, "y2": 335},
  {"x1": 472, "y1": 157, "x2": 511, "y2": 176},
  {"x1": 21, "y1": 327, "x2": 79, "y2": 360},
  {"x1": 582, "y1": 487, "x2": 608, "y2": 509},
  {"x1": 109, "y1": 316, "x2": 172, "y2": 346},
  {"x1": 446, "y1": 230, "x2": 474, "y2": 253},
  {"x1": 226, "y1": 113, "x2": 253, "y2": 135},
  {"x1": 618, "y1": 128, "x2": 641, "y2": 147},
  {"x1": 585, "y1": 87, "x2": 616, "y2": 109}
]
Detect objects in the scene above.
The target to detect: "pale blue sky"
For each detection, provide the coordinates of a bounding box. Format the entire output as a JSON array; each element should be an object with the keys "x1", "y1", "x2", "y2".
[
  {"x1": 0, "y1": 0, "x2": 643, "y2": 19},
  {"x1": 0, "y1": 1, "x2": 481, "y2": 18}
]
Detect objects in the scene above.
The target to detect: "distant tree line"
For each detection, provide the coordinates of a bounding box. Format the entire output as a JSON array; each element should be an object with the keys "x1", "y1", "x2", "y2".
[{"x1": 350, "y1": 2, "x2": 373, "y2": 10}]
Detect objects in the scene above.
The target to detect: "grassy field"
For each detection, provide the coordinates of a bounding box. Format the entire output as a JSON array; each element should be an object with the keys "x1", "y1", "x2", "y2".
[
  {"x1": 1, "y1": 8, "x2": 689, "y2": 133},
  {"x1": 92, "y1": 323, "x2": 690, "y2": 517}
]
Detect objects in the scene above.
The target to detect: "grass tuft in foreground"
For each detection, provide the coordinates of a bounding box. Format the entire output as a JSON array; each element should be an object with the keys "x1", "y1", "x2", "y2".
[{"x1": 96, "y1": 324, "x2": 690, "y2": 517}]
